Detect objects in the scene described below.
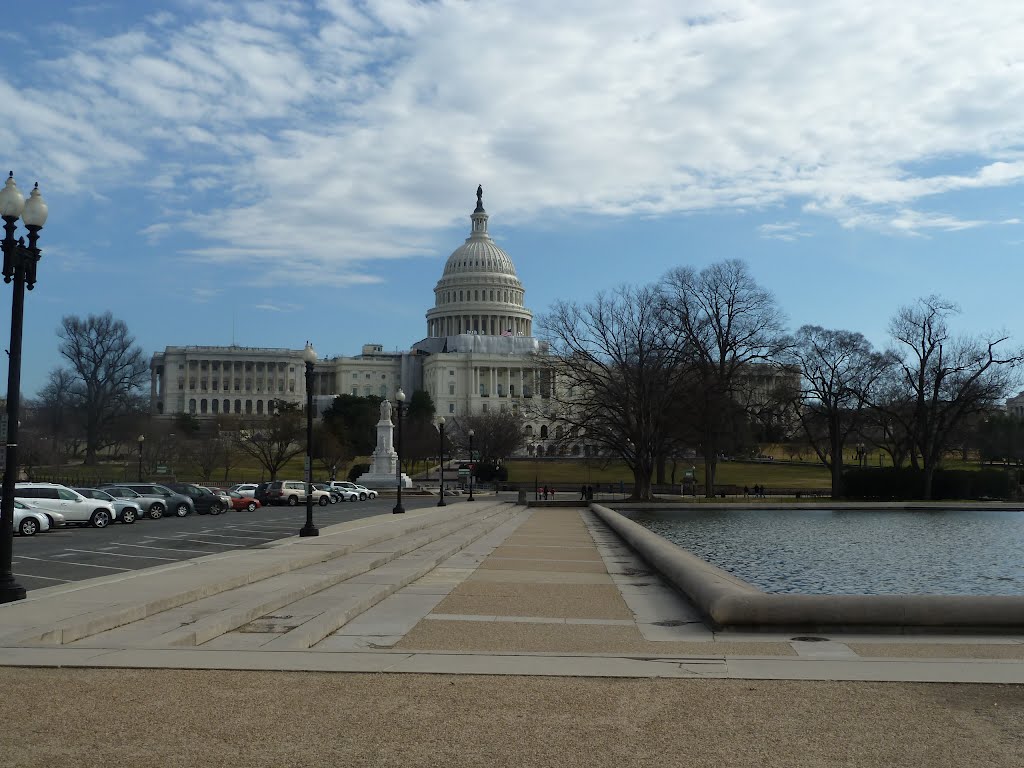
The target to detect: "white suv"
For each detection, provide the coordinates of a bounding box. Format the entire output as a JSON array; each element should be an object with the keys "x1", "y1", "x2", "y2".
[{"x1": 14, "y1": 482, "x2": 117, "y2": 528}]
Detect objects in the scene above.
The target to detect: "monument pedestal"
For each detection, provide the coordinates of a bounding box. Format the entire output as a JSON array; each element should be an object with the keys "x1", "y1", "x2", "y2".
[{"x1": 356, "y1": 406, "x2": 413, "y2": 489}]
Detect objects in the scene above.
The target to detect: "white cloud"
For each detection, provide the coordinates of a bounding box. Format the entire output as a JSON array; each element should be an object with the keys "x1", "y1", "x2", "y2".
[
  {"x1": 757, "y1": 222, "x2": 810, "y2": 241},
  {"x1": 8, "y1": 0, "x2": 1024, "y2": 280}
]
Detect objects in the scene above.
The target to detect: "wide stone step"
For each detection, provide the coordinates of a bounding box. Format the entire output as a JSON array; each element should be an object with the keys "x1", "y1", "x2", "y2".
[
  {"x1": 10, "y1": 503, "x2": 505, "y2": 646},
  {"x1": 146, "y1": 505, "x2": 514, "y2": 647},
  {"x1": 261, "y1": 511, "x2": 515, "y2": 650}
]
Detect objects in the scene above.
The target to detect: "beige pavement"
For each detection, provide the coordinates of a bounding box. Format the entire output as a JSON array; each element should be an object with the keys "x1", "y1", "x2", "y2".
[{"x1": 1, "y1": 501, "x2": 1024, "y2": 765}]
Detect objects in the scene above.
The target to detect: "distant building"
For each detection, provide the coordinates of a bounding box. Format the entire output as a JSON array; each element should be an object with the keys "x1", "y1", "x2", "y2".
[
  {"x1": 1006, "y1": 391, "x2": 1024, "y2": 418},
  {"x1": 150, "y1": 190, "x2": 566, "y2": 453}
]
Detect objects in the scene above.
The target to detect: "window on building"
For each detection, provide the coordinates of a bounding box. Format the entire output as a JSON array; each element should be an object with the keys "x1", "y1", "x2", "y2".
[
  {"x1": 211, "y1": 399, "x2": 219, "y2": 413},
  {"x1": 540, "y1": 425, "x2": 548, "y2": 439},
  {"x1": 189, "y1": 399, "x2": 197, "y2": 414},
  {"x1": 256, "y1": 400, "x2": 264, "y2": 415},
  {"x1": 482, "y1": 403, "x2": 488, "y2": 413},
  {"x1": 177, "y1": 377, "x2": 185, "y2": 389},
  {"x1": 200, "y1": 399, "x2": 208, "y2": 414},
  {"x1": 449, "y1": 403, "x2": 455, "y2": 413},
  {"x1": 380, "y1": 385, "x2": 387, "y2": 397},
  {"x1": 449, "y1": 383, "x2": 455, "y2": 395},
  {"x1": 351, "y1": 387, "x2": 358, "y2": 396},
  {"x1": 245, "y1": 400, "x2": 252, "y2": 414}
]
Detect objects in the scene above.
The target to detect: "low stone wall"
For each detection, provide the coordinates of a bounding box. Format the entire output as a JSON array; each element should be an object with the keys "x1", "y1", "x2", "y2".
[{"x1": 590, "y1": 503, "x2": 1024, "y2": 632}]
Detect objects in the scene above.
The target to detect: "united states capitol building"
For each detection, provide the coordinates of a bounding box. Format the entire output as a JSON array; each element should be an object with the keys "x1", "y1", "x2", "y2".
[{"x1": 150, "y1": 189, "x2": 568, "y2": 456}]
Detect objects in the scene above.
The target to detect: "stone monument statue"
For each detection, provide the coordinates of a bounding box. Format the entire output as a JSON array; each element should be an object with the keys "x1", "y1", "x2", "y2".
[{"x1": 356, "y1": 394, "x2": 412, "y2": 489}]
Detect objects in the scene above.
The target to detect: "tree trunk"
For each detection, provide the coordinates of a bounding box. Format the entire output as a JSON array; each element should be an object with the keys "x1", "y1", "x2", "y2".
[
  {"x1": 632, "y1": 465, "x2": 653, "y2": 500},
  {"x1": 655, "y1": 454, "x2": 666, "y2": 485},
  {"x1": 703, "y1": 456, "x2": 717, "y2": 497},
  {"x1": 830, "y1": 421, "x2": 843, "y2": 500},
  {"x1": 922, "y1": 465, "x2": 935, "y2": 500}
]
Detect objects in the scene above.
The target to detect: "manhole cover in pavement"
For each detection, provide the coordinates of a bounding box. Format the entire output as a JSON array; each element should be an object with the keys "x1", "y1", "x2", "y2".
[{"x1": 791, "y1": 636, "x2": 830, "y2": 642}]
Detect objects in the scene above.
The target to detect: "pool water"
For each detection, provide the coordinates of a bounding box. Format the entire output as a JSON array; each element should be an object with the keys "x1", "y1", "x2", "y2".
[{"x1": 627, "y1": 508, "x2": 1024, "y2": 596}]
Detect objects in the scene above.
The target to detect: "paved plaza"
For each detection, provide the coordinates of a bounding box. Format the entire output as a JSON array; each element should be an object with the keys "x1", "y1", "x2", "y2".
[{"x1": 1, "y1": 501, "x2": 1022, "y2": 765}]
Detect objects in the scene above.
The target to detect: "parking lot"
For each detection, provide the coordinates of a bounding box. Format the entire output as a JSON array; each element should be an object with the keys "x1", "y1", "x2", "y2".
[{"x1": 11, "y1": 495, "x2": 464, "y2": 592}]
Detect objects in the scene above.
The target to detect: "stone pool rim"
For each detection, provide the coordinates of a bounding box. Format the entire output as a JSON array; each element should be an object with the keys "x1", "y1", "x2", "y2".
[{"x1": 590, "y1": 503, "x2": 1024, "y2": 632}]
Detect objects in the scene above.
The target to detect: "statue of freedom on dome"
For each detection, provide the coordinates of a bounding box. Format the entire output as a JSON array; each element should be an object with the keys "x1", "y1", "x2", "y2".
[{"x1": 476, "y1": 184, "x2": 483, "y2": 207}]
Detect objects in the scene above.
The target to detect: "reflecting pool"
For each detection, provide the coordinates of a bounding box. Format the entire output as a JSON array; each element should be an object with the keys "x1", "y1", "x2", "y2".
[{"x1": 627, "y1": 508, "x2": 1024, "y2": 595}]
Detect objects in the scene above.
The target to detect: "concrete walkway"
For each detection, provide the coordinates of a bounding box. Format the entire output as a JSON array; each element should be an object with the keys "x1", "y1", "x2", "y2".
[
  {"x1": 1, "y1": 501, "x2": 1022, "y2": 682},
  {"x1": 2, "y1": 501, "x2": 1022, "y2": 767}
]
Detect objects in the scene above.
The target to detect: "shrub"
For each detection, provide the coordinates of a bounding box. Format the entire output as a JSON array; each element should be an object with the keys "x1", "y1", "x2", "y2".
[
  {"x1": 347, "y1": 463, "x2": 371, "y2": 483},
  {"x1": 843, "y1": 467, "x2": 1014, "y2": 500}
]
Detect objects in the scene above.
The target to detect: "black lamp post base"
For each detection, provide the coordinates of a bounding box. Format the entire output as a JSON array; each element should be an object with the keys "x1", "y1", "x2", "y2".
[
  {"x1": 0, "y1": 580, "x2": 27, "y2": 604},
  {"x1": 299, "y1": 526, "x2": 319, "y2": 537},
  {"x1": 392, "y1": 505, "x2": 405, "y2": 514},
  {"x1": 468, "y1": 493, "x2": 475, "y2": 502}
]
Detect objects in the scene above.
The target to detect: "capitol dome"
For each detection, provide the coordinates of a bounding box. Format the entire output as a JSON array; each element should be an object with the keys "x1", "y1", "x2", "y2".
[{"x1": 426, "y1": 188, "x2": 533, "y2": 338}]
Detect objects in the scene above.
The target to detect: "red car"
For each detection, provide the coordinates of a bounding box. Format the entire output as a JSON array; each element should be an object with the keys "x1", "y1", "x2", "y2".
[{"x1": 228, "y1": 491, "x2": 261, "y2": 512}]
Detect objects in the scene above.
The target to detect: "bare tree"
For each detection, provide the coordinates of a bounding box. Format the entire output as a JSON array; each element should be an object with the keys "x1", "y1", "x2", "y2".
[
  {"x1": 58, "y1": 312, "x2": 148, "y2": 465},
  {"x1": 313, "y1": 425, "x2": 353, "y2": 481},
  {"x1": 660, "y1": 260, "x2": 789, "y2": 496},
  {"x1": 537, "y1": 283, "x2": 689, "y2": 500},
  {"x1": 236, "y1": 401, "x2": 304, "y2": 480},
  {"x1": 784, "y1": 326, "x2": 888, "y2": 498},
  {"x1": 448, "y1": 410, "x2": 526, "y2": 471},
  {"x1": 35, "y1": 368, "x2": 80, "y2": 471},
  {"x1": 882, "y1": 296, "x2": 1022, "y2": 498}
]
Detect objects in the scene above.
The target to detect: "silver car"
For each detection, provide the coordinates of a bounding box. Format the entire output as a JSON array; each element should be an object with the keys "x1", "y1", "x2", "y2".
[
  {"x1": 12, "y1": 500, "x2": 53, "y2": 536},
  {"x1": 99, "y1": 484, "x2": 193, "y2": 519},
  {"x1": 74, "y1": 488, "x2": 141, "y2": 524}
]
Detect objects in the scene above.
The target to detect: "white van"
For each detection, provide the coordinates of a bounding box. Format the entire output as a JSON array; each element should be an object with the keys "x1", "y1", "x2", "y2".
[{"x1": 14, "y1": 482, "x2": 117, "y2": 528}]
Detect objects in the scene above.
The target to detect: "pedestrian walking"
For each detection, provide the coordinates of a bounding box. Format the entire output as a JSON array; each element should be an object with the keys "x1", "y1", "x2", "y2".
[
  {"x1": 580, "y1": 485, "x2": 586, "y2": 500},
  {"x1": 542, "y1": 486, "x2": 548, "y2": 500},
  {"x1": 743, "y1": 485, "x2": 749, "y2": 498}
]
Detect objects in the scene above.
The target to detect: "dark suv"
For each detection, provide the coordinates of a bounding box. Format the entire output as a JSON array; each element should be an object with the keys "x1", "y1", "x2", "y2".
[{"x1": 165, "y1": 483, "x2": 228, "y2": 515}]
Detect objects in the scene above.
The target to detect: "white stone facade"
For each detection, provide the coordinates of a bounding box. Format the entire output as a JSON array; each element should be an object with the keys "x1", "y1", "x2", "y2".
[{"x1": 148, "y1": 191, "x2": 569, "y2": 455}]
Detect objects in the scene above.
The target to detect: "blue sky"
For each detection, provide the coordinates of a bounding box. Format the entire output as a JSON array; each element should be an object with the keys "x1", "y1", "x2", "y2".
[{"x1": 3, "y1": 0, "x2": 1024, "y2": 397}]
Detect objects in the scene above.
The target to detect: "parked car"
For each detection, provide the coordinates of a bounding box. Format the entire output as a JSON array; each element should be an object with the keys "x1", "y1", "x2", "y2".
[
  {"x1": 328, "y1": 480, "x2": 377, "y2": 500},
  {"x1": 229, "y1": 483, "x2": 259, "y2": 495},
  {"x1": 313, "y1": 483, "x2": 342, "y2": 503},
  {"x1": 201, "y1": 486, "x2": 233, "y2": 512},
  {"x1": 13, "y1": 483, "x2": 117, "y2": 528},
  {"x1": 253, "y1": 483, "x2": 271, "y2": 506},
  {"x1": 101, "y1": 484, "x2": 195, "y2": 518},
  {"x1": 227, "y1": 492, "x2": 261, "y2": 512},
  {"x1": 165, "y1": 483, "x2": 228, "y2": 515},
  {"x1": 12, "y1": 501, "x2": 50, "y2": 536},
  {"x1": 264, "y1": 480, "x2": 332, "y2": 506},
  {"x1": 74, "y1": 488, "x2": 140, "y2": 524},
  {"x1": 2, "y1": 497, "x2": 67, "y2": 530}
]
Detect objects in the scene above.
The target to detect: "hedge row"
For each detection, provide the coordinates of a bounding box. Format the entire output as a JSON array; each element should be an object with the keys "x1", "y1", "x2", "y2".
[{"x1": 842, "y1": 467, "x2": 1016, "y2": 500}]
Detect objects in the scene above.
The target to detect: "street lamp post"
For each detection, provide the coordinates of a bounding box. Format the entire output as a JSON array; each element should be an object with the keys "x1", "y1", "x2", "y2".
[
  {"x1": 437, "y1": 417, "x2": 446, "y2": 507},
  {"x1": 137, "y1": 435, "x2": 145, "y2": 481},
  {"x1": 393, "y1": 389, "x2": 406, "y2": 514},
  {"x1": 0, "y1": 173, "x2": 48, "y2": 604},
  {"x1": 467, "y1": 429, "x2": 475, "y2": 502},
  {"x1": 299, "y1": 342, "x2": 319, "y2": 537}
]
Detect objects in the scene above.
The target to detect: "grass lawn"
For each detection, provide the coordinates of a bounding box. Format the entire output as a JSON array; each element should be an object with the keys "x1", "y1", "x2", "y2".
[{"x1": 506, "y1": 458, "x2": 833, "y2": 490}]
